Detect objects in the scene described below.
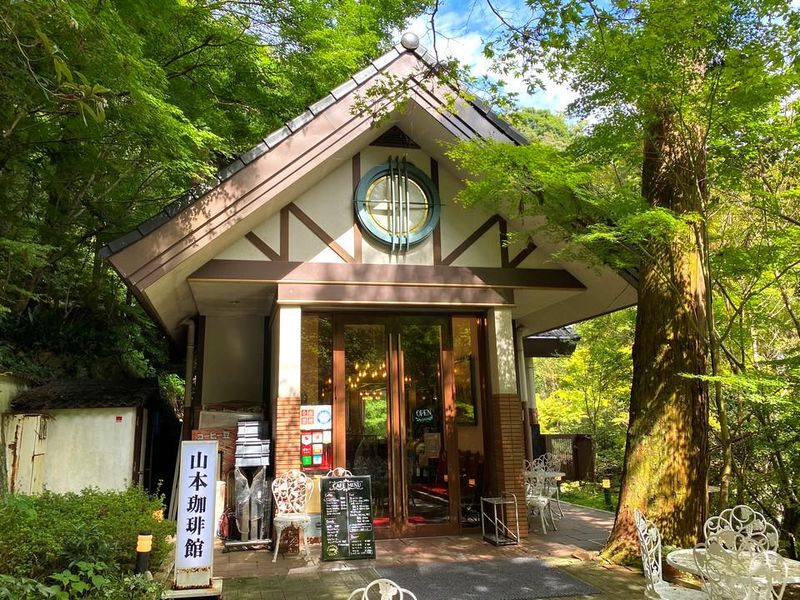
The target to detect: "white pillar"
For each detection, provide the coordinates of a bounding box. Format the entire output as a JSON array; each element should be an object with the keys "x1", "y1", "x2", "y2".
[
  {"x1": 273, "y1": 305, "x2": 302, "y2": 474},
  {"x1": 487, "y1": 308, "x2": 517, "y2": 394},
  {"x1": 276, "y1": 305, "x2": 302, "y2": 399}
]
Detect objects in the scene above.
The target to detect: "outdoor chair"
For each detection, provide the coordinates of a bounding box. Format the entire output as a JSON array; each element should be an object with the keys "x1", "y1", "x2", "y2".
[
  {"x1": 326, "y1": 466, "x2": 353, "y2": 477},
  {"x1": 703, "y1": 504, "x2": 779, "y2": 552},
  {"x1": 694, "y1": 538, "x2": 788, "y2": 599},
  {"x1": 633, "y1": 509, "x2": 709, "y2": 599},
  {"x1": 524, "y1": 470, "x2": 558, "y2": 534},
  {"x1": 348, "y1": 578, "x2": 418, "y2": 600},
  {"x1": 271, "y1": 469, "x2": 313, "y2": 563}
]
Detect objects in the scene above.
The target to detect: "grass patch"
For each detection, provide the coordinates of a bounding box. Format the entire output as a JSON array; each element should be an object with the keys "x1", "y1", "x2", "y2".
[{"x1": 558, "y1": 480, "x2": 619, "y2": 512}]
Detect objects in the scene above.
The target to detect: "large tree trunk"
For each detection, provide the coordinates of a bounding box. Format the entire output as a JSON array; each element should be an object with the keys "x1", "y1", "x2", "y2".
[{"x1": 602, "y1": 112, "x2": 710, "y2": 562}]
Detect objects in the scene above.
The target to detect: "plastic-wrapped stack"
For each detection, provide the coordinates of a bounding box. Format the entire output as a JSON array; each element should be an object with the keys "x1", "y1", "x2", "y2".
[{"x1": 234, "y1": 420, "x2": 270, "y2": 467}]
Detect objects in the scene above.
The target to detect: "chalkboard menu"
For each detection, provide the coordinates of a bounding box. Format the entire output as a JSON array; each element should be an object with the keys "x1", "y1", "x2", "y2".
[{"x1": 320, "y1": 475, "x2": 375, "y2": 561}]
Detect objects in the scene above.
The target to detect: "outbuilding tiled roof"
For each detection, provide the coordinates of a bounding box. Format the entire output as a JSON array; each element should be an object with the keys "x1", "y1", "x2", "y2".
[
  {"x1": 100, "y1": 37, "x2": 527, "y2": 259},
  {"x1": 523, "y1": 326, "x2": 581, "y2": 357},
  {"x1": 11, "y1": 379, "x2": 159, "y2": 412}
]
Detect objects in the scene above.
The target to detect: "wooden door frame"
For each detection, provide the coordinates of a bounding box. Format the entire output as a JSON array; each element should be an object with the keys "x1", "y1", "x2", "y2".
[{"x1": 331, "y1": 313, "x2": 461, "y2": 537}]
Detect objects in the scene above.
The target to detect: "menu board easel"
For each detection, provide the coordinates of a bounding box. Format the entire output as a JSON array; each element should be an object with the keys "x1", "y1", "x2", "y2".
[{"x1": 320, "y1": 475, "x2": 376, "y2": 561}]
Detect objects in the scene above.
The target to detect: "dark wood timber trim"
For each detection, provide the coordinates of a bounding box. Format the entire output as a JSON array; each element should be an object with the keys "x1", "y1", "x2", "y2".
[
  {"x1": 280, "y1": 207, "x2": 289, "y2": 260},
  {"x1": 191, "y1": 260, "x2": 585, "y2": 290},
  {"x1": 509, "y1": 241, "x2": 537, "y2": 268},
  {"x1": 195, "y1": 315, "x2": 206, "y2": 413},
  {"x1": 499, "y1": 218, "x2": 509, "y2": 267},
  {"x1": 352, "y1": 153, "x2": 362, "y2": 263},
  {"x1": 332, "y1": 319, "x2": 345, "y2": 470},
  {"x1": 431, "y1": 158, "x2": 442, "y2": 265},
  {"x1": 277, "y1": 283, "x2": 513, "y2": 305},
  {"x1": 245, "y1": 232, "x2": 281, "y2": 261},
  {"x1": 132, "y1": 406, "x2": 144, "y2": 485},
  {"x1": 287, "y1": 203, "x2": 355, "y2": 264},
  {"x1": 441, "y1": 215, "x2": 502, "y2": 266}
]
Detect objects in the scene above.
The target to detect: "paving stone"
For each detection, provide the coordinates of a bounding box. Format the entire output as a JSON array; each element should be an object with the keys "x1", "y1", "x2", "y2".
[{"x1": 216, "y1": 505, "x2": 649, "y2": 599}]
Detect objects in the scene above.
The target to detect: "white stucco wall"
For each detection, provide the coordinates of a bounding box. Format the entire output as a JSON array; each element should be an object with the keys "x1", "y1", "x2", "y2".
[
  {"x1": 42, "y1": 407, "x2": 137, "y2": 493},
  {"x1": 212, "y1": 144, "x2": 501, "y2": 269},
  {"x1": 201, "y1": 315, "x2": 264, "y2": 407}
]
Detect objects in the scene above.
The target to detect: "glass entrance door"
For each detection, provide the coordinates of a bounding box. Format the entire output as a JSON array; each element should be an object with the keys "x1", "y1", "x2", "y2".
[{"x1": 341, "y1": 316, "x2": 459, "y2": 536}]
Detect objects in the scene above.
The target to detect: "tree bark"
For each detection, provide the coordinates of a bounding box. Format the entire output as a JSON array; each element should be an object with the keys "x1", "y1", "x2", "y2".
[{"x1": 602, "y1": 112, "x2": 710, "y2": 562}]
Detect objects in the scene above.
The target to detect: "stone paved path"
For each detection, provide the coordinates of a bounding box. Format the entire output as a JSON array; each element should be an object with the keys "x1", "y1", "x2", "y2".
[{"x1": 217, "y1": 503, "x2": 650, "y2": 599}]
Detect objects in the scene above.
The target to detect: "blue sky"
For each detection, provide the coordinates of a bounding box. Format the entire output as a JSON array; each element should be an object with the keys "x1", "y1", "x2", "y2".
[{"x1": 404, "y1": 0, "x2": 577, "y2": 112}]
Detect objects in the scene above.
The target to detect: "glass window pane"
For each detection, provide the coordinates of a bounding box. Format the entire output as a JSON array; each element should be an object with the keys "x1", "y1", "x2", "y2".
[
  {"x1": 453, "y1": 317, "x2": 479, "y2": 425},
  {"x1": 301, "y1": 314, "x2": 333, "y2": 406},
  {"x1": 344, "y1": 324, "x2": 390, "y2": 526}
]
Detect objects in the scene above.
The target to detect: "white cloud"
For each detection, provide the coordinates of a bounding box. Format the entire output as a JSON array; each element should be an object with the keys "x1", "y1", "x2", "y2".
[{"x1": 403, "y1": 7, "x2": 577, "y2": 113}]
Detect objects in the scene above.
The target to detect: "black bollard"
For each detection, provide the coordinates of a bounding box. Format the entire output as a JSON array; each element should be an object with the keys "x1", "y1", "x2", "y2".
[{"x1": 135, "y1": 531, "x2": 153, "y2": 575}]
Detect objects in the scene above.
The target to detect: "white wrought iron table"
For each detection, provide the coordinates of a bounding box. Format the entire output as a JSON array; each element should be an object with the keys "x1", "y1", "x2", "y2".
[{"x1": 667, "y1": 548, "x2": 800, "y2": 584}]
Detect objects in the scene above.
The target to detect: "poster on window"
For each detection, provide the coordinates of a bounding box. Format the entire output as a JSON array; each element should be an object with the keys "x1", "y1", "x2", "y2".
[
  {"x1": 300, "y1": 405, "x2": 333, "y2": 430},
  {"x1": 174, "y1": 440, "x2": 218, "y2": 589}
]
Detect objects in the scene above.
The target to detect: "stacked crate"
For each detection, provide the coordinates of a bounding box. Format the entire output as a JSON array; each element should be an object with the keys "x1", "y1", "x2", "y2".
[{"x1": 234, "y1": 420, "x2": 270, "y2": 467}]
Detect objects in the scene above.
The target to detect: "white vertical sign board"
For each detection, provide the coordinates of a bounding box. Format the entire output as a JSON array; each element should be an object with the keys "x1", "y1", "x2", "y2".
[{"x1": 174, "y1": 440, "x2": 218, "y2": 589}]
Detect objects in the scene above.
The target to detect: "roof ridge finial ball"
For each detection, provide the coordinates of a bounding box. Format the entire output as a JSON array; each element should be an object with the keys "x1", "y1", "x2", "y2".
[{"x1": 400, "y1": 32, "x2": 420, "y2": 51}]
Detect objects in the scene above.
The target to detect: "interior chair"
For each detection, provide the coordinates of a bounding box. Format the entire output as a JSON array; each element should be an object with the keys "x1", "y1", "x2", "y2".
[
  {"x1": 348, "y1": 578, "x2": 418, "y2": 600},
  {"x1": 633, "y1": 509, "x2": 708, "y2": 599},
  {"x1": 694, "y1": 538, "x2": 788, "y2": 600},
  {"x1": 525, "y1": 470, "x2": 558, "y2": 534},
  {"x1": 703, "y1": 504, "x2": 779, "y2": 552},
  {"x1": 460, "y1": 451, "x2": 484, "y2": 525},
  {"x1": 271, "y1": 469, "x2": 314, "y2": 563}
]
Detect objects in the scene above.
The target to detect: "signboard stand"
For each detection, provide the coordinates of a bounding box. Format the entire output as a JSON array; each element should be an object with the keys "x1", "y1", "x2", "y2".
[
  {"x1": 163, "y1": 441, "x2": 223, "y2": 599},
  {"x1": 320, "y1": 475, "x2": 376, "y2": 561}
]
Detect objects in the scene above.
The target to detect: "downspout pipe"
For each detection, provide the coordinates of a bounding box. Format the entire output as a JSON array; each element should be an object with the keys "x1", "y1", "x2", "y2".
[
  {"x1": 515, "y1": 326, "x2": 534, "y2": 463},
  {"x1": 181, "y1": 318, "x2": 196, "y2": 440}
]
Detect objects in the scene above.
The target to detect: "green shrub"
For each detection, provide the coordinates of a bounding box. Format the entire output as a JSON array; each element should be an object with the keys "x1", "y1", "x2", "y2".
[
  {"x1": 0, "y1": 564, "x2": 163, "y2": 599},
  {"x1": 0, "y1": 487, "x2": 175, "y2": 579},
  {"x1": 0, "y1": 574, "x2": 60, "y2": 599}
]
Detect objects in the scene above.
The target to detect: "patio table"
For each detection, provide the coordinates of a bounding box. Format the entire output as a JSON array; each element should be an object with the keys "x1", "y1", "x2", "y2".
[{"x1": 667, "y1": 548, "x2": 800, "y2": 583}]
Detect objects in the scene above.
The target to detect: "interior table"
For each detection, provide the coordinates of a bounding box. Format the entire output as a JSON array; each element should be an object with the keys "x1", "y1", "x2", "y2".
[{"x1": 667, "y1": 548, "x2": 800, "y2": 584}]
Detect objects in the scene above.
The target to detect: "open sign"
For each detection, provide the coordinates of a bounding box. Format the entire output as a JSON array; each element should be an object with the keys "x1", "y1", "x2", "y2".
[{"x1": 414, "y1": 408, "x2": 434, "y2": 424}]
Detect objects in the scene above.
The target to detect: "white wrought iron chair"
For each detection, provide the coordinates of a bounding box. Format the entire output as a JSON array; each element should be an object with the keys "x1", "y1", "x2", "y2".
[
  {"x1": 525, "y1": 454, "x2": 564, "y2": 518},
  {"x1": 694, "y1": 538, "x2": 788, "y2": 600},
  {"x1": 633, "y1": 509, "x2": 708, "y2": 599},
  {"x1": 703, "y1": 505, "x2": 780, "y2": 552},
  {"x1": 271, "y1": 469, "x2": 314, "y2": 563},
  {"x1": 542, "y1": 452, "x2": 564, "y2": 517},
  {"x1": 525, "y1": 470, "x2": 558, "y2": 534},
  {"x1": 348, "y1": 578, "x2": 417, "y2": 600},
  {"x1": 326, "y1": 467, "x2": 353, "y2": 477}
]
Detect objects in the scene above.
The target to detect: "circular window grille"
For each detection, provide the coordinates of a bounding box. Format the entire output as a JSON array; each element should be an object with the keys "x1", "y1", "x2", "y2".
[{"x1": 354, "y1": 158, "x2": 440, "y2": 250}]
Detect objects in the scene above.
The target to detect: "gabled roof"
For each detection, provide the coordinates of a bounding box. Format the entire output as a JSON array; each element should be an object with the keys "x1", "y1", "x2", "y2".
[
  {"x1": 101, "y1": 33, "x2": 637, "y2": 340},
  {"x1": 11, "y1": 379, "x2": 159, "y2": 412},
  {"x1": 100, "y1": 35, "x2": 526, "y2": 261}
]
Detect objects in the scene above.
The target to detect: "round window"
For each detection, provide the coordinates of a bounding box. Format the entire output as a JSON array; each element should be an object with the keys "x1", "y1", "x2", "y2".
[{"x1": 354, "y1": 159, "x2": 440, "y2": 248}]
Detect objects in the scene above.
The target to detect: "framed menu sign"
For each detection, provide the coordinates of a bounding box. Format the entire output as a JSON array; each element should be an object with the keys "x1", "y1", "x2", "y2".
[{"x1": 320, "y1": 475, "x2": 375, "y2": 561}]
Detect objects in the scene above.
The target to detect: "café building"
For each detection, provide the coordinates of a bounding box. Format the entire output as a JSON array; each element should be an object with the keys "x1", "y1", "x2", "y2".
[{"x1": 104, "y1": 34, "x2": 636, "y2": 540}]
